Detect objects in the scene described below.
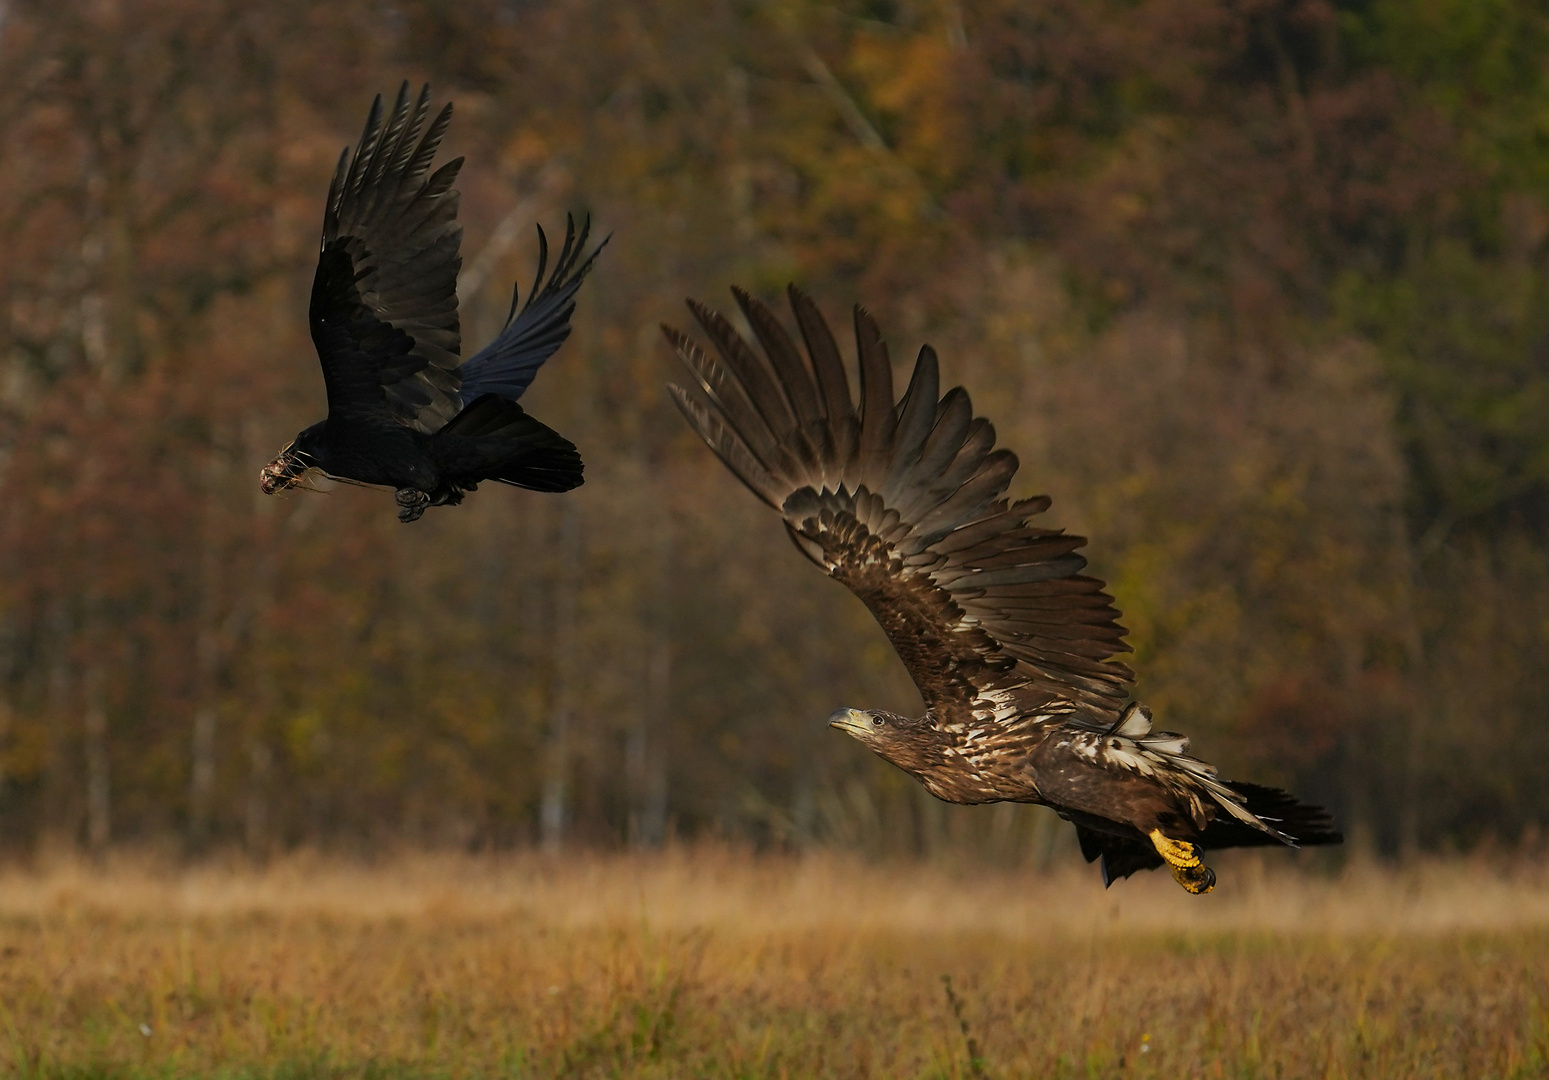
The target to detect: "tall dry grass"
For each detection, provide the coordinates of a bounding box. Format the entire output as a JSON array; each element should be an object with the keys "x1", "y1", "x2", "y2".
[{"x1": 0, "y1": 847, "x2": 1545, "y2": 1077}]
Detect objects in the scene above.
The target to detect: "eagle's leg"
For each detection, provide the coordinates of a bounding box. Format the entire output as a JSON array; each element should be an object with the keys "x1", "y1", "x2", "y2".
[
  {"x1": 395, "y1": 487, "x2": 431, "y2": 523},
  {"x1": 1148, "y1": 828, "x2": 1216, "y2": 894}
]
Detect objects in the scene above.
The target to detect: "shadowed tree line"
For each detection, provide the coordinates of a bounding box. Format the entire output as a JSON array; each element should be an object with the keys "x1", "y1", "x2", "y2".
[{"x1": 0, "y1": 0, "x2": 1544, "y2": 861}]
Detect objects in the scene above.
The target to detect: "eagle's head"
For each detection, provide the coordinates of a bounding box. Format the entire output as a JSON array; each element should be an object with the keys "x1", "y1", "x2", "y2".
[{"x1": 828, "y1": 707, "x2": 944, "y2": 769}]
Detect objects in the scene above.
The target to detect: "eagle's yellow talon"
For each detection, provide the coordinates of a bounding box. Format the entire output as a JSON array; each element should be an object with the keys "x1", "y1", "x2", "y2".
[{"x1": 1148, "y1": 828, "x2": 1215, "y2": 894}]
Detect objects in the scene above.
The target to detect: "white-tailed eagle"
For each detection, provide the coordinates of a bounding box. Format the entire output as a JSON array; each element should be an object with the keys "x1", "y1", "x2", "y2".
[{"x1": 666, "y1": 287, "x2": 1340, "y2": 892}]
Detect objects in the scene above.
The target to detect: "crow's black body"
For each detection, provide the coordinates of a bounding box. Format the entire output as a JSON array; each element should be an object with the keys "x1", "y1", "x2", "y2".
[{"x1": 262, "y1": 84, "x2": 603, "y2": 521}]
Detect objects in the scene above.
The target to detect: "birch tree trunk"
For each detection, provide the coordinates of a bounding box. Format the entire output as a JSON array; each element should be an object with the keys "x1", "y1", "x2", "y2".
[
  {"x1": 188, "y1": 447, "x2": 224, "y2": 849},
  {"x1": 630, "y1": 512, "x2": 672, "y2": 849},
  {"x1": 540, "y1": 498, "x2": 581, "y2": 852},
  {"x1": 1394, "y1": 514, "x2": 1431, "y2": 862},
  {"x1": 83, "y1": 631, "x2": 110, "y2": 856},
  {"x1": 240, "y1": 418, "x2": 284, "y2": 859},
  {"x1": 0, "y1": 614, "x2": 15, "y2": 810}
]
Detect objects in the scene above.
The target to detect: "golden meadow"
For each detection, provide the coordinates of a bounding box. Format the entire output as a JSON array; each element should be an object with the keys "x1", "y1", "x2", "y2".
[{"x1": 2, "y1": 849, "x2": 1546, "y2": 1078}]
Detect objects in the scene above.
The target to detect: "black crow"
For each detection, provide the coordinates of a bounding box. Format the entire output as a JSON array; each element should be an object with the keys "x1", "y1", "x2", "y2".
[{"x1": 261, "y1": 83, "x2": 603, "y2": 522}]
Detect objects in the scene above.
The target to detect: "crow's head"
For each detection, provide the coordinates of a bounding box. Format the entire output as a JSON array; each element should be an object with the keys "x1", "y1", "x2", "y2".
[{"x1": 259, "y1": 424, "x2": 323, "y2": 494}]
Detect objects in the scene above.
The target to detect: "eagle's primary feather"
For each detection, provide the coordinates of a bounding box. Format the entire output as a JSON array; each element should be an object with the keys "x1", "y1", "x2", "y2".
[{"x1": 665, "y1": 287, "x2": 1340, "y2": 892}]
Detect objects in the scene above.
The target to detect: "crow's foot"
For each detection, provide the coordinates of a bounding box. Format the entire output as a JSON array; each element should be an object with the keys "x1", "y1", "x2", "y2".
[{"x1": 395, "y1": 488, "x2": 431, "y2": 523}]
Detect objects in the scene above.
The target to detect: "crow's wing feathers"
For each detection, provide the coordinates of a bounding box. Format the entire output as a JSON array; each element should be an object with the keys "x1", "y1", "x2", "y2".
[
  {"x1": 459, "y1": 215, "x2": 607, "y2": 404},
  {"x1": 310, "y1": 83, "x2": 465, "y2": 434}
]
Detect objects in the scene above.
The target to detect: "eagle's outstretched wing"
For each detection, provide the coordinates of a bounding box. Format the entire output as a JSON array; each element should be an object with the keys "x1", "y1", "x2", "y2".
[
  {"x1": 666, "y1": 286, "x2": 1134, "y2": 723},
  {"x1": 459, "y1": 215, "x2": 608, "y2": 405},
  {"x1": 310, "y1": 83, "x2": 465, "y2": 434}
]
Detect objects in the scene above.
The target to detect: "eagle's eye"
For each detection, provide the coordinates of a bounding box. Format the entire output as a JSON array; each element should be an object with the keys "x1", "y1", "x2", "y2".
[{"x1": 872, "y1": 716, "x2": 885, "y2": 727}]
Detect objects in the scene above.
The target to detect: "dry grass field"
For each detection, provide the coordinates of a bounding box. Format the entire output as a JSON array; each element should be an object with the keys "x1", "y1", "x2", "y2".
[{"x1": 0, "y1": 848, "x2": 1545, "y2": 1079}]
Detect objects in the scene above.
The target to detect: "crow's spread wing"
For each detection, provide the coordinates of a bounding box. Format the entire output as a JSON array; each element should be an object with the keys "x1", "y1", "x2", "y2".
[
  {"x1": 458, "y1": 215, "x2": 607, "y2": 404},
  {"x1": 310, "y1": 83, "x2": 465, "y2": 434},
  {"x1": 666, "y1": 287, "x2": 1134, "y2": 728}
]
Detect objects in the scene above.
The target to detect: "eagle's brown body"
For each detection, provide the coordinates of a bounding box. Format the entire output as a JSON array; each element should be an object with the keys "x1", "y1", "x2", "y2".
[{"x1": 667, "y1": 287, "x2": 1340, "y2": 892}]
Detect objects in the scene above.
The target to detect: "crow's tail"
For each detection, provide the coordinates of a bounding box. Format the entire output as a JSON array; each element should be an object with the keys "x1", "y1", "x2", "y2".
[{"x1": 430, "y1": 393, "x2": 583, "y2": 493}]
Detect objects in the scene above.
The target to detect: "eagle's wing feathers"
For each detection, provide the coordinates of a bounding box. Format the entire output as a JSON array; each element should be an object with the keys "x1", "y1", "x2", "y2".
[
  {"x1": 310, "y1": 83, "x2": 465, "y2": 434},
  {"x1": 667, "y1": 286, "x2": 1134, "y2": 722}
]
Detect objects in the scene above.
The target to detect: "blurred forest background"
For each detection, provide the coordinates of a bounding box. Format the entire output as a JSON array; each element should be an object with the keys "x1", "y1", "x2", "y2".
[{"x1": 0, "y1": 0, "x2": 1544, "y2": 863}]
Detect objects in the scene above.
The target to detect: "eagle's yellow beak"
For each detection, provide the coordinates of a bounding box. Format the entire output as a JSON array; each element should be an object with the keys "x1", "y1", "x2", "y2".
[{"x1": 827, "y1": 708, "x2": 871, "y2": 737}]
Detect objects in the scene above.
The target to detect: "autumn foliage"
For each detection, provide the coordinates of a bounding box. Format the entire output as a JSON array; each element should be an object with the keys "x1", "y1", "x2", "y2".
[{"x1": 0, "y1": 0, "x2": 1546, "y2": 859}]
